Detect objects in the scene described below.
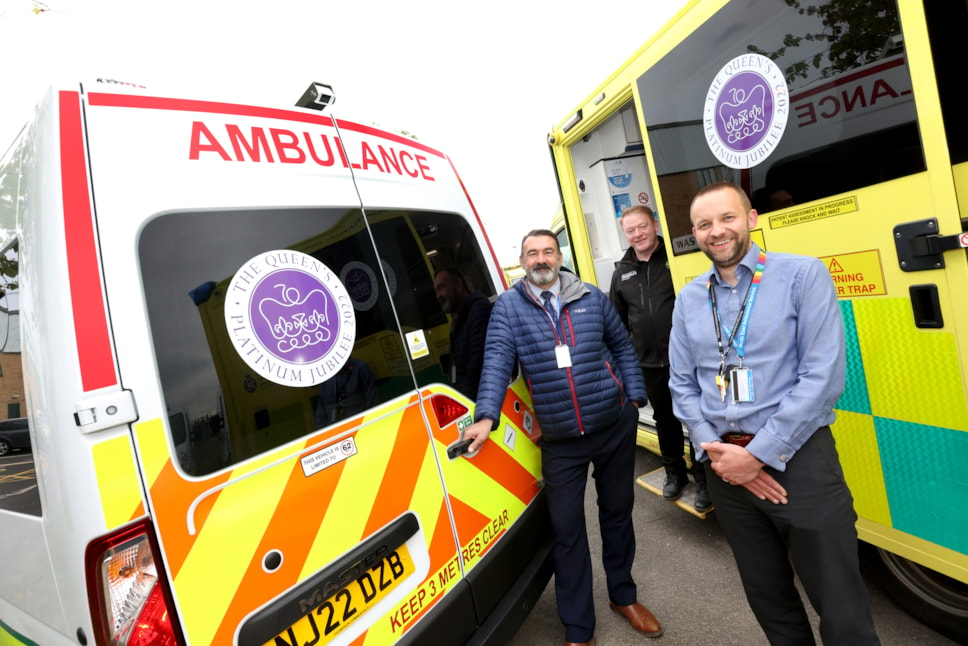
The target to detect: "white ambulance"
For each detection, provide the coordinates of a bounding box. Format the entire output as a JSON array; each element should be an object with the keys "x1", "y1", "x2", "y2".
[{"x1": 0, "y1": 80, "x2": 551, "y2": 645}]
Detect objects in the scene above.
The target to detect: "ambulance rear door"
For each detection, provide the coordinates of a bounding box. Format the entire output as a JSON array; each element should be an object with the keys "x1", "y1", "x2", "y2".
[
  {"x1": 334, "y1": 119, "x2": 548, "y2": 638},
  {"x1": 77, "y1": 84, "x2": 539, "y2": 646}
]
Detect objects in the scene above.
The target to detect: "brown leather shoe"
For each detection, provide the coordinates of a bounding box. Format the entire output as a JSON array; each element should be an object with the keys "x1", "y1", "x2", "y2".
[
  {"x1": 609, "y1": 601, "x2": 663, "y2": 637},
  {"x1": 564, "y1": 638, "x2": 596, "y2": 646}
]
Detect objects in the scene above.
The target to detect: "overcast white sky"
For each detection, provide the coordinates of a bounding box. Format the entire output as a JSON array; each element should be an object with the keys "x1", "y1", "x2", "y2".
[{"x1": 0, "y1": 0, "x2": 687, "y2": 265}]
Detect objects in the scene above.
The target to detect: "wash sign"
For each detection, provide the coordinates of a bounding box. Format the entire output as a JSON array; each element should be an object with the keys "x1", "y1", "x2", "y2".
[{"x1": 821, "y1": 250, "x2": 886, "y2": 297}]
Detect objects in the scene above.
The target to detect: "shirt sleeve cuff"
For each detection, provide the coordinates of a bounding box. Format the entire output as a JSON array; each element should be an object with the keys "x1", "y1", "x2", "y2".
[
  {"x1": 747, "y1": 433, "x2": 797, "y2": 472},
  {"x1": 689, "y1": 421, "x2": 722, "y2": 462}
]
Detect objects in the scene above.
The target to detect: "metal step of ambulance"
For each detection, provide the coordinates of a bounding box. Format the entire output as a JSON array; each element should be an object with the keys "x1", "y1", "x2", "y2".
[{"x1": 635, "y1": 467, "x2": 713, "y2": 519}]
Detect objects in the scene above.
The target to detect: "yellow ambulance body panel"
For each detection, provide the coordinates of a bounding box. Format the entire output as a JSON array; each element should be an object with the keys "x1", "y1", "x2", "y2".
[{"x1": 548, "y1": 0, "x2": 968, "y2": 640}]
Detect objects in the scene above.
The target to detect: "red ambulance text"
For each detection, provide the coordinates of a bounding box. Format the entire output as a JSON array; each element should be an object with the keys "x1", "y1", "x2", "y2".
[{"x1": 188, "y1": 122, "x2": 436, "y2": 181}]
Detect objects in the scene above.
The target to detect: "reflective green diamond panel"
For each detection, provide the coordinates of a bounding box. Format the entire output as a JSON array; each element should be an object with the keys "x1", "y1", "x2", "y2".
[
  {"x1": 837, "y1": 301, "x2": 871, "y2": 415},
  {"x1": 875, "y1": 417, "x2": 968, "y2": 554}
]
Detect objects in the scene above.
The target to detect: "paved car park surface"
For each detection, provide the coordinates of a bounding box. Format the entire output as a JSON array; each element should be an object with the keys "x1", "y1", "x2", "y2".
[
  {"x1": 0, "y1": 453, "x2": 41, "y2": 516},
  {"x1": 510, "y1": 447, "x2": 959, "y2": 646}
]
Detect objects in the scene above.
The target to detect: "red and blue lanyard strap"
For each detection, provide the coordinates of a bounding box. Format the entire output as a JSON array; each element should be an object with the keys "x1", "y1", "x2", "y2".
[{"x1": 707, "y1": 250, "x2": 766, "y2": 400}]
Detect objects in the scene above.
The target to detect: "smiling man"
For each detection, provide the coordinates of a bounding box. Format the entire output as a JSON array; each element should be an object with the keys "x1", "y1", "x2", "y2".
[
  {"x1": 463, "y1": 229, "x2": 660, "y2": 646},
  {"x1": 669, "y1": 182, "x2": 880, "y2": 645}
]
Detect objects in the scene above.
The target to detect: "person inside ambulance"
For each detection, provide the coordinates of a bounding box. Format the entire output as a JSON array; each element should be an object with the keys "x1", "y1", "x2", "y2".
[
  {"x1": 433, "y1": 265, "x2": 491, "y2": 399},
  {"x1": 314, "y1": 357, "x2": 378, "y2": 426},
  {"x1": 751, "y1": 184, "x2": 795, "y2": 214}
]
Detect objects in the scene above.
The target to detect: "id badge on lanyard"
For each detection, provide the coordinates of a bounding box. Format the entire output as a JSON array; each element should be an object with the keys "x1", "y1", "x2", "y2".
[
  {"x1": 730, "y1": 366, "x2": 754, "y2": 402},
  {"x1": 710, "y1": 251, "x2": 765, "y2": 403},
  {"x1": 555, "y1": 344, "x2": 572, "y2": 369}
]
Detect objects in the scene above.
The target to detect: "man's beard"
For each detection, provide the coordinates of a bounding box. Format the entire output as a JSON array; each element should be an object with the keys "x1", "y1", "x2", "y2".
[
  {"x1": 527, "y1": 264, "x2": 558, "y2": 285},
  {"x1": 704, "y1": 237, "x2": 749, "y2": 269}
]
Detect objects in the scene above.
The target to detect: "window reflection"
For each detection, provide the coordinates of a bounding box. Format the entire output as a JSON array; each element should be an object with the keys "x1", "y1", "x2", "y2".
[
  {"x1": 141, "y1": 209, "x2": 494, "y2": 475},
  {"x1": 636, "y1": 0, "x2": 922, "y2": 252}
]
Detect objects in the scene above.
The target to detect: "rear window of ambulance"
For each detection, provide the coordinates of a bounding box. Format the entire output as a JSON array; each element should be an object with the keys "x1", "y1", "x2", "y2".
[{"x1": 139, "y1": 208, "x2": 495, "y2": 475}]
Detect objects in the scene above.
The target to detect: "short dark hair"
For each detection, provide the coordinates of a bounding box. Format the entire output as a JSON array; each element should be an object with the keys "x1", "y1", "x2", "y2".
[{"x1": 520, "y1": 229, "x2": 560, "y2": 253}]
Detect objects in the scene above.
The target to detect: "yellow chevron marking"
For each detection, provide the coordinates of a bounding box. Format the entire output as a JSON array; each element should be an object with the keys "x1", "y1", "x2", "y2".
[
  {"x1": 134, "y1": 418, "x2": 170, "y2": 487},
  {"x1": 175, "y1": 458, "x2": 292, "y2": 645},
  {"x1": 92, "y1": 434, "x2": 144, "y2": 529},
  {"x1": 409, "y1": 439, "x2": 447, "y2": 538},
  {"x1": 358, "y1": 443, "x2": 451, "y2": 644},
  {"x1": 437, "y1": 438, "x2": 526, "y2": 525},
  {"x1": 301, "y1": 411, "x2": 400, "y2": 578}
]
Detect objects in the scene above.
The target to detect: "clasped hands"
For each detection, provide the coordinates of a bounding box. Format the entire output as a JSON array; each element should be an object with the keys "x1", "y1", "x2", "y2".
[{"x1": 701, "y1": 441, "x2": 788, "y2": 505}]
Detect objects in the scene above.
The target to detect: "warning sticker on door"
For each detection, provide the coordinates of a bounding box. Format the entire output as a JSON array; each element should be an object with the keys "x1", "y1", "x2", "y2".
[
  {"x1": 821, "y1": 249, "x2": 886, "y2": 298},
  {"x1": 769, "y1": 196, "x2": 858, "y2": 229}
]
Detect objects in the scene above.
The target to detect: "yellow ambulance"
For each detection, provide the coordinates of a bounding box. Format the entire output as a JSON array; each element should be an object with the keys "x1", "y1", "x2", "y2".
[
  {"x1": 547, "y1": 0, "x2": 968, "y2": 641},
  {"x1": 0, "y1": 80, "x2": 551, "y2": 645}
]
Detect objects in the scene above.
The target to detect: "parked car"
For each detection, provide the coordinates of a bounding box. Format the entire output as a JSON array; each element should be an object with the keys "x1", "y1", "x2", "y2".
[{"x1": 0, "y1": 417, "x2": 30, "y2": 456}]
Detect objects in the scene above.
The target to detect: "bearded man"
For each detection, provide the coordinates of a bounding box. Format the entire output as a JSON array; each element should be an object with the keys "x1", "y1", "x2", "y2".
[{"x1": 464, "y1": 229, "x2": 661, "y2": 646}]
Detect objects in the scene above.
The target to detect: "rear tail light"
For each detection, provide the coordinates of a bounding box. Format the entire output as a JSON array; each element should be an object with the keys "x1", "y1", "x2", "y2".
[
  {"x1": 431, "y1": 393, "x2": 469, "y2": 428},
  {"x1": 86, "y1": 519, "x2": 183, "y2": 646}
]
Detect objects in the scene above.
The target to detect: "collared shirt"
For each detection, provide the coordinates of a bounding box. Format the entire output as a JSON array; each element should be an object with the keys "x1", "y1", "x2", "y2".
[
  {"x1": 526, "y1": 279, "x2": 561, "y2": 314},
  {"x1": 668, "y1": 243, "x2": 845, "y2": 471}
]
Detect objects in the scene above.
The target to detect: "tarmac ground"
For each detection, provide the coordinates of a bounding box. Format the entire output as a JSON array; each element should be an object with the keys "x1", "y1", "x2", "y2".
[{"x1": 509, "y1": 447, "x2": 961, "y2": 646}]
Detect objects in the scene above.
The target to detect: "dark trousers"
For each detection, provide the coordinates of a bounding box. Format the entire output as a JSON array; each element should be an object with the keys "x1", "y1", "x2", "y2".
[
  {"x1": 642, "y1": 366, "x2": 703, "y2": 481},
  {"x1": 706, "y1": 427, "x2": 880, "y2": 646},
  {"x1": 540, "y1": 400, "x2": 639, "y2": 643}
]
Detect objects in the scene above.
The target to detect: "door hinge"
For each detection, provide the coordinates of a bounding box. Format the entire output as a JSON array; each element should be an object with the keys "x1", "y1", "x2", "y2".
[{"x1": 74, "y1": 389, "x2": 138, "y2": 434}]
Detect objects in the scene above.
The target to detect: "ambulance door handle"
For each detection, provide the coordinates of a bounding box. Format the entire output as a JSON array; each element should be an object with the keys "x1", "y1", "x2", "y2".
[
  {"x1": 74, "y1": 389, "x2": 139, "y2": 434},
  {"x1": 446, "y1": 438, "x2": 475, "y2": 460},
  {"x1": 909, "y1": 284, "x2": 944, "y2": 329},
  {"x1": 894, "y1": 217, "x2": 968, "y2": 272}
]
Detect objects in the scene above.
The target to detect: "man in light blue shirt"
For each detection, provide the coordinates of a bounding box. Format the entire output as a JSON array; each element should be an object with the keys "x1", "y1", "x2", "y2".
[{"x1": 669, "y1": 182, "x2": 879, "y2": 645}]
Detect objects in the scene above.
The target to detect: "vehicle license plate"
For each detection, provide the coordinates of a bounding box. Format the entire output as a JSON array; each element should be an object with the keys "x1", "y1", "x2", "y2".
[{"x1": 263, "y1": 546, "x2": 415, "y2": 646}]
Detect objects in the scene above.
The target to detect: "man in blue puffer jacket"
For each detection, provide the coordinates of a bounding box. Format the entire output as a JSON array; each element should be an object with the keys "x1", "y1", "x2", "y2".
[{"x1": 464, "y1": 229, "x2": 661, "y2": 646}]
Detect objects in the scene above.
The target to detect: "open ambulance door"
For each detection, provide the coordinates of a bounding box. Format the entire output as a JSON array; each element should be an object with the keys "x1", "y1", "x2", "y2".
[
  {"x1": 549, "y1": 0, "x2": 968, "y2": 638},
  {"x1": 627, "y1": 0, "x2": 968, "y2": 639}
]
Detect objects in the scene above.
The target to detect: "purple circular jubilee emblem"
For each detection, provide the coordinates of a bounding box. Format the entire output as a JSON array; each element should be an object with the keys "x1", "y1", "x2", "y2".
[
  {"x1": 250, "y1": 269, "x2": 338, "y2": 364},
  {"x1": 224, "y1": 251, "x2": 357, "y2": 387},
  {"x1": 704, "y1": 54, "x2": 789, "y2": 169},
  {"x1": 715, "y1": 72, "x2": 773, "y2": 152}
]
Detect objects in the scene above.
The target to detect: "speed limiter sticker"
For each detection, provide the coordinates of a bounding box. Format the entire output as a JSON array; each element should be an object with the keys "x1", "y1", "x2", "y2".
[{"x1": 301, "y1": 437, "x2": 359, "y2": 477}]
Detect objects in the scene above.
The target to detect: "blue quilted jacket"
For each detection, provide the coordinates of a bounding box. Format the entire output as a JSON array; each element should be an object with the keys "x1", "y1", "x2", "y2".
[{"x1": 474, "y1": 271, "x2": 647, "y2": 441}]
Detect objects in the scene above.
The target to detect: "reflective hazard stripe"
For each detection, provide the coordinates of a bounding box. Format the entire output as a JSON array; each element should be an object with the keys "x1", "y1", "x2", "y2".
[
  {"x1": 133, "y1": 385, "x2": 543, "y2": 644},
  {"x1": 91, "y1": 434, "x2": 145, "y2": 529}
]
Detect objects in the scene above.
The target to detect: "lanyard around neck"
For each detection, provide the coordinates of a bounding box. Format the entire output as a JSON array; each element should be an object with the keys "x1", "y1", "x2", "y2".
[{"x1": 707, "y1": 250, "x2": 766, "y2": 364}]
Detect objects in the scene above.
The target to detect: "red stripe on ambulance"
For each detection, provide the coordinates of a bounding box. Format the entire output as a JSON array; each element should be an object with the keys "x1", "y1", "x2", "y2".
[{"x1": 59, "y1": 91, "x2": 118, "y2": 391}]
